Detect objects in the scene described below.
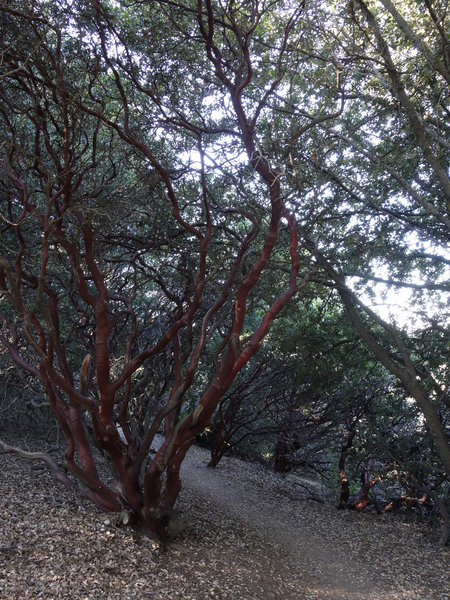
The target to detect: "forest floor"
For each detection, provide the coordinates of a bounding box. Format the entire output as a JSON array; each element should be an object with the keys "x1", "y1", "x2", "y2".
[{"x1": 0, "y1": 439, "x2": 449, "y2": 600}]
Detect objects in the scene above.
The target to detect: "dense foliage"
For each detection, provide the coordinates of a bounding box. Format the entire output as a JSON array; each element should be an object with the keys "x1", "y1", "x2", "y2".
[{"x1": 0, "y1": 0, "x2": 448, "y2": 544}]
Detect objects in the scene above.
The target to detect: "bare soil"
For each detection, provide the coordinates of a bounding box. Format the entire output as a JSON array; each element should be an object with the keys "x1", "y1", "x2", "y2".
[{"x1": 0, "y1": 441, "x2": 449, "y2": 599}]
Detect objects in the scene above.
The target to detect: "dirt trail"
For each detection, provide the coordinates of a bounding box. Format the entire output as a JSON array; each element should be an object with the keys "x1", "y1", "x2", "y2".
[
  {"x1": 180, "y1": 457, "x2": 368, "y2": 598},
  {"x1": 178, "y1": 444, "x2": 449, "y2": 600}
]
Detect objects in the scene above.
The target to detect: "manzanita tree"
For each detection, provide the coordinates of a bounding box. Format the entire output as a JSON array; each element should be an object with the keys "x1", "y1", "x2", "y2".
[{"x1": 0, "y1": 0, "x2": 313, "y2": 541}]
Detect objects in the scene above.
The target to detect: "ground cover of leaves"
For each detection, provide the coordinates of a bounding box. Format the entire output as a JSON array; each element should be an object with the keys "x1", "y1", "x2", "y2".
[{"x1": 0, "y1": 441, "x2": 449, "y2": 600}]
